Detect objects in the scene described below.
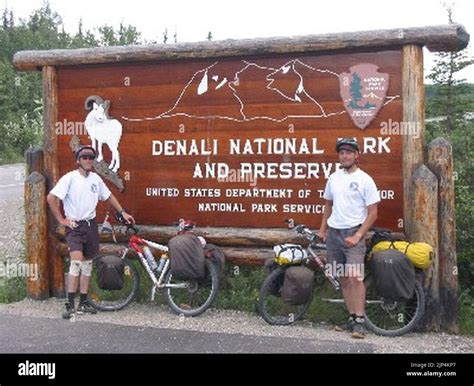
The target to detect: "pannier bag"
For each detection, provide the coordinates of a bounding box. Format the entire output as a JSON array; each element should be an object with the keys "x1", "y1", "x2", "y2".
[
  {"x1": 371, "y1": 241, "x2": 433, "y2": 269},
  {"x1": 96, "y1": 255, "x2": 126, "y2": 290},
  {"x1": 264, "y1": 258, "x2": 284, "y2": 297},
  {"x1": 370, "y1": 249, "x2": 416, "y2": 301},
  {"x1": 281, "y1": 266, "x2": 314, "y2": 305},
  {"x1": 273, "y1": 244, "x2": 307, "y2": 265},
  {"x1": 169, "y1": 234, "x2": 206, "y2": 280},
  {"x1": 203, "y1": 243, "x2": 226, "y2": 282}
]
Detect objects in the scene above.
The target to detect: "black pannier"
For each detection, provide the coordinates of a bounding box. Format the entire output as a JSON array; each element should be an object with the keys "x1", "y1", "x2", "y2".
[
  {"x1": 370, "y1": 249, "x2": 416, "y2": 301},
  {"x1": 169, "y1": 234, "x2": 206, "y2": 280},
  {"x1": 281, "y1": 266, "x2": 314, "y2": 305},
  {"x1": 96, "y1": 255, "x2": 126, "y2": 290}
]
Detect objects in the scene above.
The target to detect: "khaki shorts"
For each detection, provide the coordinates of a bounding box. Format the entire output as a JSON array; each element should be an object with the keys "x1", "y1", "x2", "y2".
[
  {"x1": 326, "y1": 225, "x2": 366, "y2": 268},
  {"x1": 65, "y1": 218, "x2": 100, "y2": 260}
]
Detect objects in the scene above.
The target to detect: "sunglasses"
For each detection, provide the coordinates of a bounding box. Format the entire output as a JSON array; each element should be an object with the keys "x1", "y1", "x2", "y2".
[{"x1": 80, "y1": 155, "x2": 95, "y2": 160}]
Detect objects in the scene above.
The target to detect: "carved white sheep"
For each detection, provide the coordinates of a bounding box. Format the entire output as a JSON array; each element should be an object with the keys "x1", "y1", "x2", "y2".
[{"x1": 84, "y1": 96, "x2": 122, "y2": 173}]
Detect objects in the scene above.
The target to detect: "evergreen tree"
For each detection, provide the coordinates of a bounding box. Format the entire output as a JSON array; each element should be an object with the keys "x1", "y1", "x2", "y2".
[{"x1": 426, "y1": 3, "x2": 474, "y2": 131}]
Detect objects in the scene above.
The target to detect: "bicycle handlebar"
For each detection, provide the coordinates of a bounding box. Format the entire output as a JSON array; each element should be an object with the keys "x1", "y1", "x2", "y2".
[
  {"x1": 115, "y1": 211, "x2": 139, "y2": 234},
  {"x1": 286, "y1": 220, "x2": 323, "y2": 244}
]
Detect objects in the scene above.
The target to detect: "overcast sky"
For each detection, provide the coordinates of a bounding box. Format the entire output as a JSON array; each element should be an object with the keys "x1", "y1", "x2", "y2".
[{"x1": 4, "y1": 0, "x2": 474, "y2": 82}]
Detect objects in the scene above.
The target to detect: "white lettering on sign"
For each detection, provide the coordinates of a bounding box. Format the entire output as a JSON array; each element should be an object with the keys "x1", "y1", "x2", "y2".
[
  {"x1": 229, "y1": 137, "x2": 324, "y2": 155},
  {"x1": 152, "y1": 139, "x2": 218, "y2": 156},
  {"x1": 240, "y1": 162, "x2": 338, "y2": 180},
  {"x1": 363, "y1": 137, "x2": 391, "y2": 153},
  {"x1": 378, "y1": 190, "x2": 395, "y2": 200}
]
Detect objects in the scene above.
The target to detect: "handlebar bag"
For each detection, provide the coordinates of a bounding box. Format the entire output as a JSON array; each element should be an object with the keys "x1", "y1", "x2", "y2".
[
  {"x1": 273, "y1": 244, "x2": 307, "y2": 265},
  {"x1": 281, "y1": 266, "x2": 314, "y2": 305},
  {"x1": 96, "y1": 255, "x2": 126, "y2": 290},
  {"x1": 169, "y1": 234, "x2": 206, "y2": 280}
]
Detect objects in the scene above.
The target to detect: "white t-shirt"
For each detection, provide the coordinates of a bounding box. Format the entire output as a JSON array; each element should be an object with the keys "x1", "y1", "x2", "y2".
[
  {"x1": 49, "y1": 170, "x2": 111, "y2": 221},
  {"x1": 323, "y1": 168, "x2": 380, "y2": 229}
]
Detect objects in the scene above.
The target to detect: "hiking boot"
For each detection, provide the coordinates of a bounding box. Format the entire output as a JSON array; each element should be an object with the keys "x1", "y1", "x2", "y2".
[
  {"x1": 76, "y1": 300, "x2": 98, "y2": 315},
  {"x1": 351, "y1": 320, "x2": 367, "y2": 339},
  {"x1": 62, "y1": 302, "x2": 75, "y2": 320},
  {"x1": 334, "y1": 317, "x2": 356, "y2": 332}
]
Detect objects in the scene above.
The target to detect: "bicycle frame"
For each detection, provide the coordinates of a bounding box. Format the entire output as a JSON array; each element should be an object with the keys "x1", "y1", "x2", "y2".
[{"x1": 119, "y1": 234, "x2": 188, "y2": 301}]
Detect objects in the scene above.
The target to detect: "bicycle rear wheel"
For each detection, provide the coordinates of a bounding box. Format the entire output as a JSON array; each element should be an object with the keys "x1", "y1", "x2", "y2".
[
  {"x1": 258, "y1": 266, "x2": 313, "y2": 326},
  {"x1": 162, "y1": 259, "x2": 219, "y2": 317},
  {"x1": 88, "y1": 255, "x2": 140, "y2": 311},
  {"x1": 364, "y1": 274, "x2": 425, "y2": 336}
]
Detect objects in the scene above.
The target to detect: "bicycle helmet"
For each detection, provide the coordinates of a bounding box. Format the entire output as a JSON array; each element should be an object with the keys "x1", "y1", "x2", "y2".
[
  {"x1": 177, "y1": 219, "x2": 196, "y2": 232},
  {"x1": 336, "y1": 138, "x2": 359, "y2": 153},
  {"x1": 75, "y1": 145, "x2": 96, "y2": 160}
]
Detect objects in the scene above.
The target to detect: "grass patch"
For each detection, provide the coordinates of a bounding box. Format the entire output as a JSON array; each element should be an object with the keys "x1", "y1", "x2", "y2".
[
  {"x1": 458, "y1": 291, "x2": 474, "y2": 335},
  {"x1": 0, "y1": 276, "x2": 27, "y2": 303},
  {"x1": 212, "y1": 265, "x2": 266, "y2": 313}
]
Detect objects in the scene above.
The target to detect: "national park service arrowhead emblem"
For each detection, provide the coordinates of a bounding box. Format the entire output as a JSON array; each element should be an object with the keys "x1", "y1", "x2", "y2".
[{"x1": 339, "y1": 63, "x2": 389, "y2": 130}]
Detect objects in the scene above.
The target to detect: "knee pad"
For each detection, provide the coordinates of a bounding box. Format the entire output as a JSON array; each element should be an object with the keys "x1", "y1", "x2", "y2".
[
  {"x1": 81, "y1": 259, "x2": 93, "y2": 276},
  {"x1": 69, "y1": 260, "x2": 82, "y2": 276}
]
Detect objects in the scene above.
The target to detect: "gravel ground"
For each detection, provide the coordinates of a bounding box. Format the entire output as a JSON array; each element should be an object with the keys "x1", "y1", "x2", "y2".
[{"x1": 0, "y1": 298, "x2": 473, "y2": 353}]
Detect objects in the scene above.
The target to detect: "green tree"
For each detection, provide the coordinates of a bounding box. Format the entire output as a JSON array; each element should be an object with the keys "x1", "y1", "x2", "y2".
[
  {"x1": 426, "y1": 3, "x2": 474, "y2": 130},
  {"x1": 0, "y1": 1, "x2": 145, "y2": 164}
]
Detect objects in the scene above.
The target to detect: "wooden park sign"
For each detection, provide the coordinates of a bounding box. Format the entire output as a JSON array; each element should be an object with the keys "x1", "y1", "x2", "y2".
[{"x1": 15, "y1": 24, "x2": 469, "y2": 332}]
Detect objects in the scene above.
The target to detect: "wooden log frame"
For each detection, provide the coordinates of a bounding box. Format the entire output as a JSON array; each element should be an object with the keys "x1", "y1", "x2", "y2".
[
  {"x1": 42, "y1": 66, "x2": 64, "y2": 298},
  {"x1": 55, "y1": 241, "x2": 274, "y2": 267},
  {"x1": 13, "y1": 24, "x2": 469, "y2": 71},
  {"x1": 54, "y1": 225, "x2": 405, "y2": 266},
  {"x1": 15, "y1": 24, "x2": 467, "y2": 331},
  {"x1": 24, "y1": 172, "x2": 49, "y2": 299},
  {"x1": 427, "y1": 138, "x2": 458, "y2": 333},
  {"x1": 402, "y1": 45, "x2": 426, "y2": 238}
]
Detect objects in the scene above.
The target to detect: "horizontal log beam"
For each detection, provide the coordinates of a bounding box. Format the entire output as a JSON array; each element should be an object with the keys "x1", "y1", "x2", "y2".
[
  {"x1": 56, "y1": 242, "x2": 271, "y2": 266},
  {"x1": 14, "y1": 24, "x2": 469, "y2": 71},
  {"x1": 55, "y1": 224, "x2": 405, "y2": 247}
]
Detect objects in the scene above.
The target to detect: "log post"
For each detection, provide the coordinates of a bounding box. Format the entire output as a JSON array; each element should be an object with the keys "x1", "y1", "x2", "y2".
[
  {"x1": 402, "y1": 45, "x2": 426, "y2": 238},
  {"x1": 24, "y1": 172, "x2": 49, "y2": 299},
  {"x1": 427, "y1": 137, "x2": 458, "y2": 333},
  {"x1": 25, "y1": 146, "x2": 44, "y2": 176},
  {"x1": 42, "y1": 65, "x2": 63, "y2": 298},
  {"x1": 411, "y1": 165, "x2": 440, "y2": 331}
]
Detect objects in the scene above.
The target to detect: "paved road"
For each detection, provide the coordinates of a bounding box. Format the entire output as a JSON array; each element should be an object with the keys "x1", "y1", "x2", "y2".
[
  {"x1": 0, "y1": 313, "x2": 374, "y2": 353},
  {"x1": 0, "y1": 164, "x2": 25, "y2": 262},
  {"x1": 0, "y1": 163, "x2": 24, "y2": 195}
]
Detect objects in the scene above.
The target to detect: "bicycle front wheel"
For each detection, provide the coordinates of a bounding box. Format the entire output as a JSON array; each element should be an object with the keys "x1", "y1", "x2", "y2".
[
  {"x1": 162, "y1": 259, "x2": 219, "y2": 317},
  {"x1": 258, "y1": 266, "x2": 313, "y2": 326},
  {"x1": 364, "y1": 274, "x2": 425, "y2": 336},
  {"x1": 88, "y1": 255, "x2": 140, "y2": 311}
]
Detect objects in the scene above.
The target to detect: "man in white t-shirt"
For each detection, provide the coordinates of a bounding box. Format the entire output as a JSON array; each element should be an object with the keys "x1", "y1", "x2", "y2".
[
  {"x1": 319, "y1": 138, "x2": 380, "y2": 339},
  {"x1": 47, "y1": 146, "x2": 135, "y2": 319}
]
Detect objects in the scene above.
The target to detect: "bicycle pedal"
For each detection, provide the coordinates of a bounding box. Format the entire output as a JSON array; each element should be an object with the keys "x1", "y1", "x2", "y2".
[{"x1": 151, "y1": 286, "x2": 157, "y2": 301}]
